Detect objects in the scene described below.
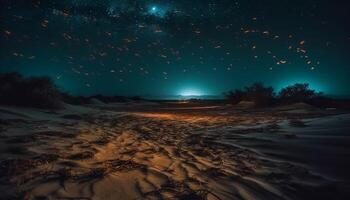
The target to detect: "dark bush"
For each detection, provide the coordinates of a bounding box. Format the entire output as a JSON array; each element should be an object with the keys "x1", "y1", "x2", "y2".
[
  {"x1": 278, "y1": 83, "x2": 322, "y2": 104},
  {"x1": 244, "y1": 82, "x2": 275, "y2": 106},
  {"x1": 224, "y1": 89, "x2": 245, "y2": 105},
  {"x1": 0, "y1": 72, "x2": 23, "y2": 102},
  {"x1": 0, "y1": 72, "x2": 62, "y2": 109},
  {"x1": 225, "y1": 82, "x2": 275, "y2": 106}
]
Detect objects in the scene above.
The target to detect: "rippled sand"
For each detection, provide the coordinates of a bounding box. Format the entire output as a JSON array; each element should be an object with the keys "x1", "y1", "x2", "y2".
[{"x1": 0, "y1": 102, "x2": 349, "y2": 200}]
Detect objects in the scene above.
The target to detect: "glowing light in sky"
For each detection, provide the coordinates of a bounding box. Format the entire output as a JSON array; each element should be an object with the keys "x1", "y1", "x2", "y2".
[{"x1": 179, "y1": 88, "x2": 204, "y2": 96}]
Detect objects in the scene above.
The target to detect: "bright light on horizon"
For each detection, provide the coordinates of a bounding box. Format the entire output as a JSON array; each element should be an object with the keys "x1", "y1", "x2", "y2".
[{"x1": 179, "y1": 88, "x2": 204, "y2": 97}]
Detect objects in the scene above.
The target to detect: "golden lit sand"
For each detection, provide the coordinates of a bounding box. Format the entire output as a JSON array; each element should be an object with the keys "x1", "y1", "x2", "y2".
[{"x1": 0, "y1": 103, "x2": 349, "y2": 199}]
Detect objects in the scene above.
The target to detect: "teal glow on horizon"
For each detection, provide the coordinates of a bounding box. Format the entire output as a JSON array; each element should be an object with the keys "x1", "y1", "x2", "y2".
[{"x1": 179, "y1": 88, "x2": 205, "y2": 97}]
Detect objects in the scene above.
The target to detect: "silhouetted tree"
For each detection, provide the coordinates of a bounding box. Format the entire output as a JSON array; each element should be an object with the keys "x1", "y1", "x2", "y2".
[
  {"x1": 23, "y1": 77, "x2": 62, "y2": 108},
  {"x1": 0, "y1": 72, "x2": 62, "y2": 109},
  {"x1": 0, "y1": 72, "x2": 23, "y2": 104},
  {"x1": 225, "y1": 82, "x2": 275, "y2": 106},
  {"x1": 278, "y1": 83, "x2": 322, "y2": 103},
  {"x1": 244, "y1": 82, "x2": 275, "y2": 106},
  {"x1": 224, "y1": 89, "x2": 245, "y2": 105}
]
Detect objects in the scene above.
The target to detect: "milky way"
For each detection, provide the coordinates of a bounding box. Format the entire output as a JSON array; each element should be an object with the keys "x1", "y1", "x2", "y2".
[{"x1": 0, "y1": 0, "x2": 349, "y2": 96}]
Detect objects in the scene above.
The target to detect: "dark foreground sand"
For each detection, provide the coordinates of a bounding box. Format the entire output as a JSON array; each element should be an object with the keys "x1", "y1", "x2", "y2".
[{"x1": 0, "y1": 102, "x2": 350, "y2": 200}]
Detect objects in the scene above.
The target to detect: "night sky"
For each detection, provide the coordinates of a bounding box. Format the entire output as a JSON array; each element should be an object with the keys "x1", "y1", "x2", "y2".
[{"x1": 1, "y1": 0, "x2": 349, "y2": 97}]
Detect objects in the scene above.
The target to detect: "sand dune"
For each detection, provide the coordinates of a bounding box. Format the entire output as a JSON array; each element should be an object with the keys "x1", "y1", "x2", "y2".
[{"x1": 0, "y1": 103, "x2": 349, "y2": 200}]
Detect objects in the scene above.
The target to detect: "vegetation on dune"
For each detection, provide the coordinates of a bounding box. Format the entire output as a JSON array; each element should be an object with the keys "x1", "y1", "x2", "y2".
[
  {"x1": 0, "y1": 72, "x2": 62, "y2": 109},
  {"x1": 244, "y1": 82, "x2": 275, "y2": 106},
  {"x1": 278, "y1": 83, "x2": 323, "y2": 104},
  {"x1": 225, "y1": 82, "x2": 334, "y2": 107},
  {"x1": 223, "y1": 89, "x2": 245, "y2": 105},
  {"x1": 224, "y1": 82, "x2": 275, "y2": 106},
  {"x1": 0, "y1": 72, "x2": 144, "y2": 109}
]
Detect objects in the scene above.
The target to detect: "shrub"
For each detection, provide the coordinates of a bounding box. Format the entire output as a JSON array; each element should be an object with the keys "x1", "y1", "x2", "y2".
[
  {"x1": 244, "y1": 82, "x2": 275, "y2": 106},
  {"x1": 0, "y1": 73, "x2": 23, "y2": 102},
  {"x1": 225, "y1": 83, "x2": 275, "y2": 106},
  {"x1": 224, "y1": 89, "x2": 245, "y2": 105},
  {"x1": 0, "y1": 72, "x2": 62, "y2": 109},
  {"x1": 278, "y1": 83, "x2": 322, "y2": 104}
]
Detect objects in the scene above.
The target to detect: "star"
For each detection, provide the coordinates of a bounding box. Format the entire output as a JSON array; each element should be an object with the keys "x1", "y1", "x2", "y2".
[{"x1": 147, "y1": 5, "x2": 169, "y2": 18}]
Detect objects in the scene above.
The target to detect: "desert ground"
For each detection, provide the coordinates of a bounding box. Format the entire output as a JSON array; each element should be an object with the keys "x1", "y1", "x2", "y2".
[{"x1": 1, "y1": 101, "x2": 350, "y2": 200}]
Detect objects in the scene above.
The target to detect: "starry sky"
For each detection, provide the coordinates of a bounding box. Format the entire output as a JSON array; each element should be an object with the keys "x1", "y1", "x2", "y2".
[{"x1": 1, "y1": 0, "x2": 349, "y2": 97}]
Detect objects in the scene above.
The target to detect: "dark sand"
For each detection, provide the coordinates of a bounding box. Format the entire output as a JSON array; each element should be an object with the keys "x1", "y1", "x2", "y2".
[{"x1": 0, "y1": 102, "x2": 350, "y2": 200}]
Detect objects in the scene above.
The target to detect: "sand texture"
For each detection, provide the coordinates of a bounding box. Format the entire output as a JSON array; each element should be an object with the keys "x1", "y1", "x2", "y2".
[{"x1": 1, "y1": 102, "x2": 350, "y2": 200}]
